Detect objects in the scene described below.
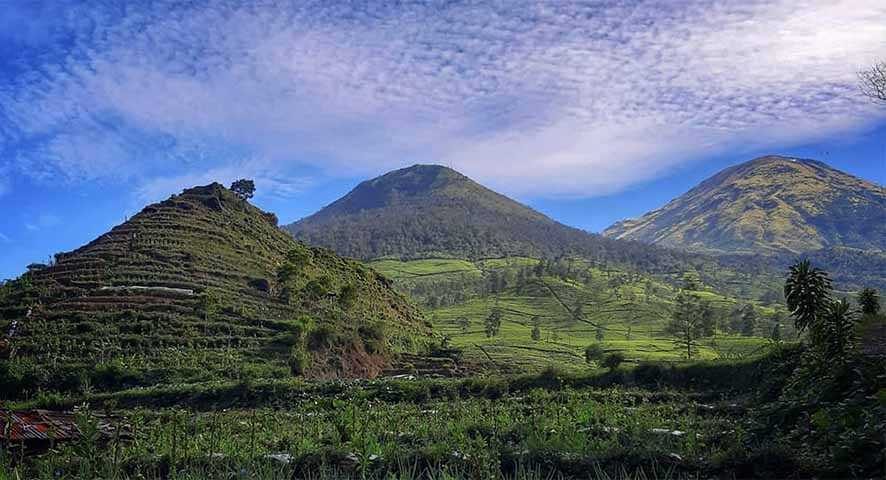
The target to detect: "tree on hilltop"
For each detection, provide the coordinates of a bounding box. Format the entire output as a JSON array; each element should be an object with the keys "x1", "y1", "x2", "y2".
[
  {"x1": 231, "y1": 179, "x2": 256, "y2": 200},
  {"x1": 859, "y1": 60, "x2": 886, "y2": 104}
]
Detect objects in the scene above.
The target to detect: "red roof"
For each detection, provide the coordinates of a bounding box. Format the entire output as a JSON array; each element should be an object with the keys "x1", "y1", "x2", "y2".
[{"x1": 0, "y1": 410, "x2": 81, "y2": 442}]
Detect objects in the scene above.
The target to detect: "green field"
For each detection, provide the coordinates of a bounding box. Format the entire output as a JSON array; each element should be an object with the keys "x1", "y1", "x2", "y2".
[{"x1": 371, "y1": 257, "x2": 778, "y2": 371}]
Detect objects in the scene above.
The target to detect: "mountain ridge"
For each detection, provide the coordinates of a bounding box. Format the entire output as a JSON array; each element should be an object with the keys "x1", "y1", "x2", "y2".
[{"x1": 604, "y1": 155, "x2": 886, "y2": 255}]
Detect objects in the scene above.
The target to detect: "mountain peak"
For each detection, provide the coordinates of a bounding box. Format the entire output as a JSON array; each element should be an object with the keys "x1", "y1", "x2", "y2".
[
  {"x1": 284, "y1": 164, "x2": 585, "y2": 259},
  {"x1": 604, "y1": 156, "x2": 886, "y2": 255}
]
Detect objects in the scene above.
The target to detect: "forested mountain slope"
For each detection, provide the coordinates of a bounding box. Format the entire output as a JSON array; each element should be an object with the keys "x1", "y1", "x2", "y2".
[{"x1": 284, "y1": 165, "x2": 771, "y2": 282}]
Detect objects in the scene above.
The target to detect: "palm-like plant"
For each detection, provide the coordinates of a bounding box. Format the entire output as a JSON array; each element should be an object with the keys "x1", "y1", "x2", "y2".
[
  {"x1": 821, "y1": 298, "x2": 858, "y2": 362},
  {"x1": 784, "y1": 259, "x2": 832, "y2": 337},
  {"x1": 858, "y1": 287, "x2": 880, "y2": 316}
]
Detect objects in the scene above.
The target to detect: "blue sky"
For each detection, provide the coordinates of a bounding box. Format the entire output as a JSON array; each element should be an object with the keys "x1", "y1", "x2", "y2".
[{"x1": 1, "y1": 0, "x2": 885, "y2": 279}]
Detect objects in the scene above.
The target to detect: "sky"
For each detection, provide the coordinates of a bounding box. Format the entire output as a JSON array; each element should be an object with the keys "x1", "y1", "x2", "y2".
[{"x1": 1, "y1": 0, "x2": 885, "y2": 279}]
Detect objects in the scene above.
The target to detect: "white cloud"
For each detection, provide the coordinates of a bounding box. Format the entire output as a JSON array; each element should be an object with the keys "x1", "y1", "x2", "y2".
[
  {"x1": 134, "y1": 157, "x2": 314, "y2": 204},
  {"x1": 0, "y1": 232, "x2": 10, "y2": 243},
  {"x1": 24, "y1": 213, "x2": 60, "y2": 232},
  {"x1": 1, "y1": 0, "x2": 884, "y2": 198}
]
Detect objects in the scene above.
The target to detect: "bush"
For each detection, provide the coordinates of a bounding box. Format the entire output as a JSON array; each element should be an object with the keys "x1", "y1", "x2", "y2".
[
  {"x1": 632, "y1": 363, "x2": 665, "y2": 386},
  {"x1": 289, "y1": 345, "x2": 311, "y2": 375},
  {"x1": 584, "y1": 344, "x2": 605, "y2": 365},
  {"x1": 602, "y1": 352, "x2": 625, "y2": 370},
  {"x1": 92, "y1": 360, "x2": 144, "y2": 390}
]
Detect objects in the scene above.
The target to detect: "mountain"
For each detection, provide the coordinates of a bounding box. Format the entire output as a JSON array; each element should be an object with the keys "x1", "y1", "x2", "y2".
[
  {"x1": 604, "y1": 156, "x2": 886, "y2": 256},
  {"x1": 0, "y1": 183, "x2": 430, "y2": 398},
  {"x1": 285, "y1": 165, "x2": 791, "y2": 302},
  {"x1": 286, "y1": 164, "x2": 567, "y2": 259},
  {"x1": 285, "y1": 165, "x2": 706, "y2": 271}
]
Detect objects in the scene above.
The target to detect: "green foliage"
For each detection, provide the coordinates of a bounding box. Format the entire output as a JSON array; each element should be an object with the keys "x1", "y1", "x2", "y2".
[
  {"x1": 784, "y1": 259, "x2": 832, "y2": 337},
  {"x1": 739, "y1": 304, "x2": 756, "y2": 337},
  {"x1": 287, "y1": 165, "x2": 781, "y2": 301},
  {"x1": 819, "y1": 298, "x2": 858, "y2": 364},
  {"x1": 601, "y1": 352, "x2": 625, "y2": 370},
  {"x1": 605, "y1": 156, "x2": 886, "y2": 262},
  {"x1": 583, "y1": 344, "x2": 604, "y2": 365},
  {"x1": 484, "y1": 308, "x2": 502, "y2": 338},
  {"x1": 230, "y1": 178, "x2": 256, "y2": 200},
  {"x1": 0, "y1": 183, "x2": 430, "y2": 398},
  {"x1": 665, "y1": 292, "x2": 709, "y2": 359},
  {"x1": 858, "y1": 287, "x2": 880, "y2": 315}
]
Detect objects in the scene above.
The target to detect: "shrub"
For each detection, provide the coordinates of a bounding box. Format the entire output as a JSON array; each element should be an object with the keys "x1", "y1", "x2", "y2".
[
  {"x1": 602, "y1": 352, "x2": 625, "y2": 370},
  {"x1": 289, "y1": 345, "x2": 311, "y2": 375},
  {"x1": 632, "y1": 363, "x2": 665, "y2": 386},
  {"x1": 584, "y1": 344, "x2": 605, "y2": 365}
]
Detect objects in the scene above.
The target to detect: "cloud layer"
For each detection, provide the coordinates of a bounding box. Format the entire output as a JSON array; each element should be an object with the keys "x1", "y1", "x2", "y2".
[{"x1": 1, "y1": 0, "x2": 884, "y2": 199}]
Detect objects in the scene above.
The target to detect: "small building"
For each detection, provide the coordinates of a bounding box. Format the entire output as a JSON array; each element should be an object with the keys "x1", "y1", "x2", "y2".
[{"x1": 0, "y1": 410, "x2": 81, "y2": 447}]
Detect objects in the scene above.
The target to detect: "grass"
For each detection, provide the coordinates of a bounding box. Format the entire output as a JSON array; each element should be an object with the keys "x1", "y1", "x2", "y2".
[
  {"x1": 372, "y1": 257, "x2": 777, "y2": 371},
  {"x1": 2, "y1": 365, "x2": 802, "y2": 479}
]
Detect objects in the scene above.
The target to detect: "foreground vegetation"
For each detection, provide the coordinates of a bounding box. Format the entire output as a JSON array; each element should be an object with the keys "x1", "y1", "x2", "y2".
[{"x1": 3, "y1": 346, "x2": 883, "y2": 479}]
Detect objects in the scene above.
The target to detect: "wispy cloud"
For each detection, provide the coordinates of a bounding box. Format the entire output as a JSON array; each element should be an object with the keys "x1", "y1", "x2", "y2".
[
  {"x1": 1, "y1": 0, "x2": 884, "y2": 198},
  {"x1": 0, "y1": 232, "x2": 10, "y2": 243},
  {"x1": 24, "y1": 214, "x2": 61, "y2": 232}
]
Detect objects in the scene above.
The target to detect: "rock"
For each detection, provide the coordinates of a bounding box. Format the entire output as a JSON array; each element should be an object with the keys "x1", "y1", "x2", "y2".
[
  {"x1": 338, "y1": 452, "x2": 359, "y2": 470},
  {"x1": 651, "y1": 428, "x2": 685, "y2": 437},
  {"x1": 265, "y1": 453, "x2": 292, "y2": 465}
]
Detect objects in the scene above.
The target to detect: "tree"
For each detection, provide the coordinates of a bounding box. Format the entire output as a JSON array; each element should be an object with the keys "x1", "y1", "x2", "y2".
[
  {"x1": 531, "y1": 325, "x2": 541, "y2": 341},
  {"x1": 666, "y1": 292, "x2": 705, "y2": 359},
  {"x1": 858, "y1": 288, "x2": 880, "y2": 316},
  {"x1": 572, "y1": 299, "x2": 584, "y2": 322},
  {"x1": 681, "y1": 271, "x2": 700, "y2": 291},
  {"x1": 584, "y1": 344, "x2": 605, "y2": 365},
  {"x1": 484, "y1": 308, "x2": 502, "y2": 338},
  {"x1": 770, "y1": 321, "x2": 782, "y2": 343},
  {"x1": 784, "y1": 259, "x2": 832, "y2": 339},
  {"x1": 339, "y1": 284, "x2": 358, "y2": 310},
  {"x1": 456, "y1": 316, "x2": 470, "y2": 333},
  {"x1": 699, "y1": 301, "x2": 716, "y2": 337},
  {"x1": 859, "y1": 60, "x2": 886, "y2": 104},
  {"x1": 740, "y1": 304, "x2": 757, "y2": 337},
  {"x1": 821, "y1": 298, "x2": 858, "y2": 364},
  {"x1": 230, "y1": 179, "x2": 256, "y2": 200},
  {"x1": 602, "y1": 352, "x2": 625, "y2": 371},
  {"x1": 595, "y1": 324, "x2": 605, "y2": 342}
]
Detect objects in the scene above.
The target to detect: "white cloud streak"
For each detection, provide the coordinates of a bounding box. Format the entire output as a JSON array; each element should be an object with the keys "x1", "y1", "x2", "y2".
[{"x1": 0, "y1": 0, "x2": 884, "y2": 198}]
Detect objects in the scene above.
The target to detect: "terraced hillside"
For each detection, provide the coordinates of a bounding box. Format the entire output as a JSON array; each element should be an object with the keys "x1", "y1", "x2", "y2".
[
  {"x1": 0, "y1": 184, "x2": 431, "y2": 398},
  {"x1": 371, "y1": 257, "x2": 778, "y2": 372}
]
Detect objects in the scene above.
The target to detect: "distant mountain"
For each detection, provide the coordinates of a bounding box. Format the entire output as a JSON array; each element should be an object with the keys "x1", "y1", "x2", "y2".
[
  {"x1": 0, "y1": 183, "x2": 429, "y2": 397},
  {"x1": 284, "y1": 165, "x2": 787, "y2": 299},
  {"x1": 604, "y1": 156, "x2": 886, "y2": 256},
  {"x1": 286, "y1": 165, "x2": 702, "y2": 270}
]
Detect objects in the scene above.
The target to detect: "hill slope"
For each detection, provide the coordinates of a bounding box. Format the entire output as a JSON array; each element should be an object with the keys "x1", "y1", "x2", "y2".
[
  {"x1": 286, "y1": 165, "x2": 578, "y2": 259},
  {"x1": 604, "y1": 156, "x2": 886, "y2": 255},
  {"x1": 0, "y1": 184, "x2": 430, "y2": 397},
  {"x1": 284, "y1": 165, "x2": 730, "y2": 277}
]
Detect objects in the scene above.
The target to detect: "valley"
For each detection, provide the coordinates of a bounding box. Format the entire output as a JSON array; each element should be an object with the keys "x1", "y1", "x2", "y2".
[{"x1": 371, "y1": 257, "x2": 777, "y2": 371}]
